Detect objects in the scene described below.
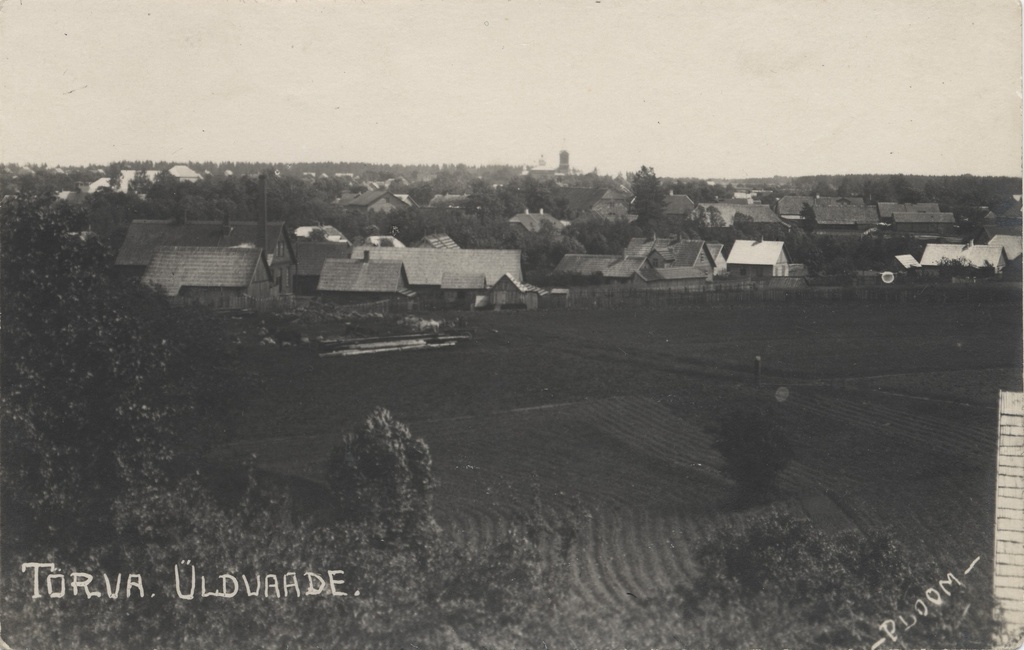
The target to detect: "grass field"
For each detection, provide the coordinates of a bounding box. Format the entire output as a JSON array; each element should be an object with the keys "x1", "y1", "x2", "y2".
[{"x1": 217, "y1": 300, "x2": 1021, "y2": 614}]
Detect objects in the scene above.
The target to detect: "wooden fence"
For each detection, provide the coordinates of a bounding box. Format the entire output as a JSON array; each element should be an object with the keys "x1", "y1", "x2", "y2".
[{"x1": 564, "y1": 281, "x2": 1021, "y2": 310}]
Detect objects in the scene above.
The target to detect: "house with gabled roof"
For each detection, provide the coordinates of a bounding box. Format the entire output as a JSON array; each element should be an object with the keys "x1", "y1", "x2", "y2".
[
  {"x1": 624, "y1": 237, "x2": 678, "y2": 267},
  {"x1": 316, "y1": 256, "x2": 415, "y2": 304},
  {"x1": 344, "y1": 190, "x2": 409, "y2": 215},
  {"x1": 776, "y1": 196, "x2": 864, "y2": 223},
  {"x1": 663, "y1": 192, "x2": 695, "y2": 218},
  {"x1": 116, "y1": 218, "x2": 297, "y2": 293},
  {"x1": 877, "y1": 202, "x2": 941, "y2": 221},
  {"x1": 551, "y1": 186, "x2": 631, "y2": 221},
  {"x1": 167, "y1": 165, "x2": 202, "y2": 183},
  {"x1": 727, "y1": 239, "x2": 789, "y2": 277},
  {"x1": 985, "y1": 234, "x2": 1022, "y2": 262},
  {"x1": 509, "y1": 210, "x2": 564, "y2": 233},
  {"x1": 810, "y1": 204, "x2": 878, "y2": 234},
  {"x1": 631, "y1": 265, "x2": 710, "y2": 288},
  {"x1": 553, "y1": 254, "x2": 623, "y2": 277},
  {"x1": 348, "y1": 247, "x2": 522, "y2": 306},
  {"x1": 142, "y1": 246, "x2": 275, "y2": 305}
]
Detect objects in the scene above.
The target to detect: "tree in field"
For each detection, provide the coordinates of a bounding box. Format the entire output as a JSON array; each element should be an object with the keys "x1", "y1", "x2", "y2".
[
  {"x1": 711, "y1": 403, "x2": 793, "y2": 506},
  {"x1": 630, "y1": 165, "x2": 667, "y2": 232},
  {"x1": 327, "y1": 407, "x2": 438, "y2": 546}
]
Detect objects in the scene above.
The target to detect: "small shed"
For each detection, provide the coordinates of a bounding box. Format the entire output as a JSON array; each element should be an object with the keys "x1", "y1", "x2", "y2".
[
  {"x1": 316, "y1": 258, "x2": 416, "y2": 304},
  {"x1": 489, "y1": 273, "x2": 549, "y2": 310}
]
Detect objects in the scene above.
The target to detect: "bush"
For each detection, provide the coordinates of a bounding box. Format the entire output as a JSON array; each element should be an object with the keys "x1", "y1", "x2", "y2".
[{"x1": 711, "y1": 403, "x2": 793, "y2": 506}]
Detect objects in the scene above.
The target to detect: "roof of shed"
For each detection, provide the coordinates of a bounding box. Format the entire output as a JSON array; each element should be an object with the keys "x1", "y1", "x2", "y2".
[
  {"x1": 419, "y1": 233, "x2": 460, "y2": 249},
  {"x1": 142, "y1": 246, "x2": 264, "y2": 296},
  {"x1": 891, "y1": 212, "x2": 955, "y2": 224},
  {"x1": 317, "y1": 259, "x2": 407, "y2": 293}
]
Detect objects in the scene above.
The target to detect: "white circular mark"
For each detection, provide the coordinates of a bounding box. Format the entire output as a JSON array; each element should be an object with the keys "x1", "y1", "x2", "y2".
[{"x1": 775, "y1": 386, "x2": 790, "y2": 402}]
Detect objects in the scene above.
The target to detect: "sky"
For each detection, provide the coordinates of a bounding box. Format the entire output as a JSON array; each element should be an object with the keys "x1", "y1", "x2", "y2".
[{"x1": 1, "y1": 0, "x2": 1021, "y2": 179}]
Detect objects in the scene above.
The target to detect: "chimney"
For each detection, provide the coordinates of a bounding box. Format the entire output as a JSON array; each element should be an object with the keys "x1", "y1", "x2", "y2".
[
  {"x1": 363, "y1": 249, "x2": 371, "y2": 262},
  {"x1": 257, "y1": 173, "x2": 268, "y2": 255}
]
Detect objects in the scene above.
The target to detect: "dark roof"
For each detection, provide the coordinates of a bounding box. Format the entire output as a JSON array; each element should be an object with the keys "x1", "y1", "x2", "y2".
[
  {"x1": 624, "y1": 237, "x2": 676, "y2": 258},
  {"x1": 663, "y1": 194, "x2": 695, "y2": 216},
  {"x1": 643, "y1": 266, "x2": 708, "y2": 281},
  {"x1": 877, "y1": 202, "x2": 941, "y2": 220},
  {"x1": 891, "y1": 212, "x2": 955, "y2": 224},
  {"x1": 346, "y1": 190, "x2": 393, "y2": 207},
  {"x1": 554, "y1": 254, "x2": 621, "y2": 275},
  {"x1": 602, "y1": 256, "x2": 649, "y2": 278},
  {"x1": 509, "y1": 212, "x2": 563, "y2": 232},
  {"x1": 115, "y1": 220, "x2": 288, "y2": 267},
  {"x1": 669, "y1": 240, "x2": 710, "y2": 267},
  {"x1": 317, "y1": 259, "x2": 407, "y2": 293},
  {"x1": 552, "y1": 187, "x2": 629, "y2": 214},
  {"x1": 811, "y1": 204, "x2": 879, "y2": 226},
  {"x1": 776, "y1": 196, "x2": 864, "y2": 215},
  {"x1": 142, "y1": 246, "x2": 265, "y2": 296},
  {"x1": 348, "y1": 247, "x2": 522, "y2": 287},
  {"x1": 418, "y1": 234, "x2": 460, "y2": 249},
  {"x1": 295, "y1": 241, "x2": 352, "y2": 276}
]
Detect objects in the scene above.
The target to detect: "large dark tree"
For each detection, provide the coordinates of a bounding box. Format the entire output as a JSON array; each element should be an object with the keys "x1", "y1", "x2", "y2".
[{"x1": 630, "y1": 165, "x2": 667, "y2": 233}]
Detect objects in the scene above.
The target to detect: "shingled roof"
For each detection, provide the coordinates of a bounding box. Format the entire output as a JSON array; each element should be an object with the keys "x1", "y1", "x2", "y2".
[
  {"x1": 776, "y1": 195, "x2": 864, "y2": 215},
  {"x1": 624, "y1": 237, "x2": 677, "y2": 258},
  {"x1": 877, "y1": 202, "x2": 941, "y2": 220},
  {"x1": 811, "y1": 204, "x2": 879, "y2": 226},
  {"x1": 554, "y1": 254, "x2": 621, "y2": 275},
  {"x1": 317, "y1": 259, "x2": 408, "y2": 293},
  {"x1": 440, "y1": 272, "x2": 487, "y2": 290},
  {"x1": 142, "y1": 246, "x2": 267, "y2": 296},
  {"x1": 493, "y1": 273, "x2": 549, "y2": 295},
  {"x1": 663, "y1": 194, "x2": 695, "y2": 216},
  {"x1": 602, "y1": 256, "x2": 650, "y2": 279},
  {"x1": 116, "y1": 220, "x2": 289, "y2": 267},
  {"x1": 551, "y1": 187, "x2": 629, "y2": 214},
  {"x1": 296, "y1": 241, "x2": 352, "y2": 276},
  {"x1": 669, "y1": 240, "x2": 712, "y2": 267},
  {"x1": 349, "y1": 247, "x2": 522, "y2": 287},
  {"x1": 890, "y1": 212, "x2": 955, "y2": 224}
]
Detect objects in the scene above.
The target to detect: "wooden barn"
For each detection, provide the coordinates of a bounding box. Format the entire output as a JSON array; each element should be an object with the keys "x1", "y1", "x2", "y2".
[
  {"x1": 488, "y1": 273, "x2": 549, "y2": 310},
  {"x1": 141, "y1": 246, "x2": 274, "y2": 308},
  {"x1": 441, "y1": 272, "x2": 487, "y2": 309}
]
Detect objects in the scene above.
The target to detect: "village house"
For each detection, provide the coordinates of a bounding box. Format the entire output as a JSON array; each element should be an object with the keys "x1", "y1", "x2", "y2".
[
  {"x1": 294, "y1": 241, "x2": 352, "y2": 295},
  {"x1": 876, "y1": 202, "x2": 941, "y2": 222},
  {"x1": 631, "y1": 265, "x2": 710, "y2": 289},
  {"x1": 509, "y1": 209, "x2": 564, "y2": 233},
  {"x1": 553, "y1": 253, "x2": 651, "y2": 283},
  {"x1": 662, "y1": 192, "x2": 696, "y2": 219},
  {"x1": 888, "y1": 211, "x2": 957, "y2": 236},
  {"x1": 166, "y1": 165, "x2": 203, "y2": 183},
  {"x1": 115, "y1": 216, "x2": 297, "y2": 294},
  {"x1": 348, "y1": 247, "x2": 522, "y2": 307},
  {"x1": 726, "y1": 239, "x2": 790, "y2": 278},
  {"x1": 810, "y1": 204, "x2": 879, "y2": 234},
  {"x1": 706, "y1": 243, "x2": 728, "y2": 275},
  {"x1": 550, "y1": 186, "x2": 632, "y2": 221},
  {"x1": 316, "y1": 255, "x2": 415, "y2": 304},
  {"x1": 622, "y1": 237, "x2": 717, "y2": 278},
  {"x1": 141, "y1": 246, "x2": 275, "y2": 307},
  {"x1": 775, "y1": 196, "x2": 864, "y2": 224},
  {"x1": 343, "y1": 189, "x2": 410, "y2": 215}
]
